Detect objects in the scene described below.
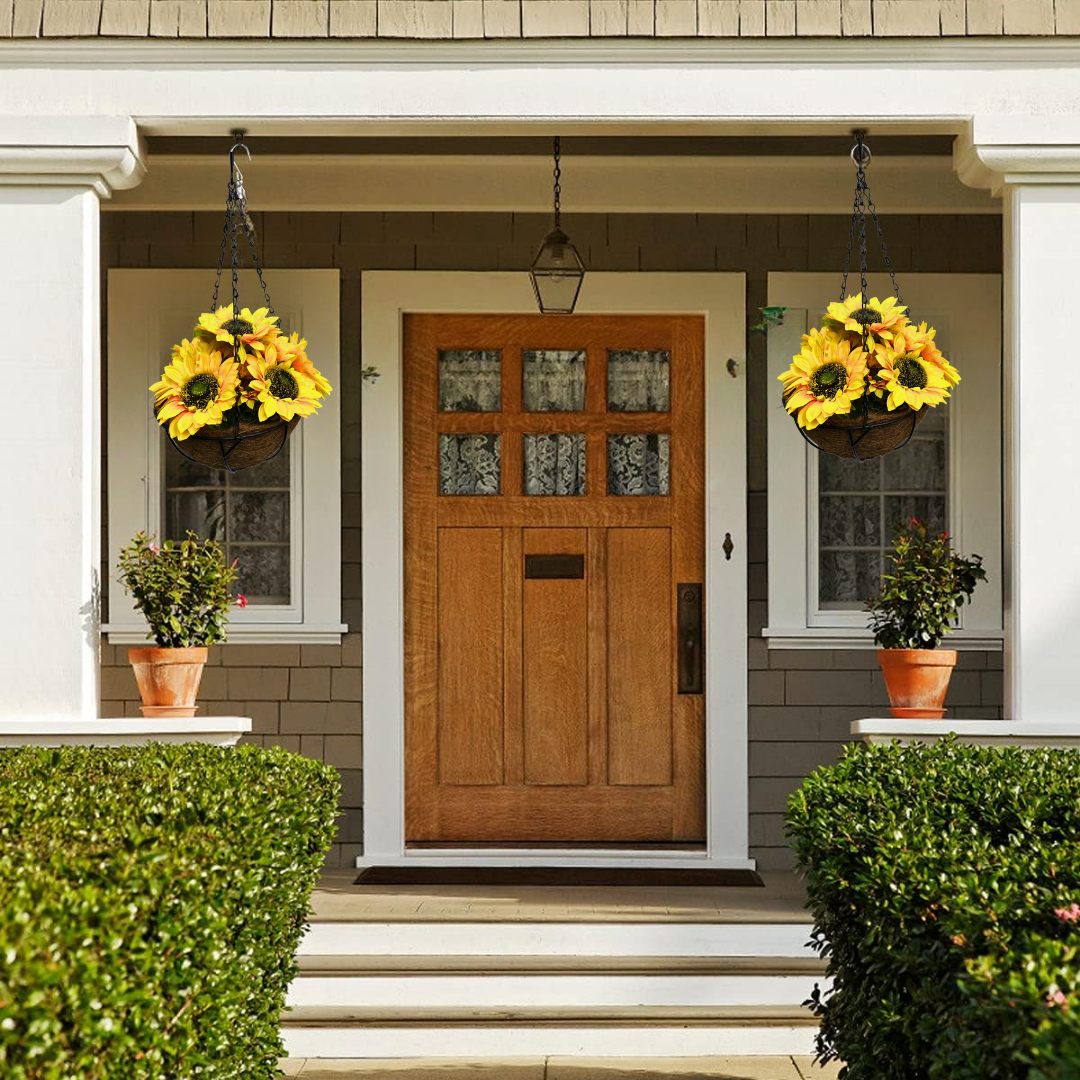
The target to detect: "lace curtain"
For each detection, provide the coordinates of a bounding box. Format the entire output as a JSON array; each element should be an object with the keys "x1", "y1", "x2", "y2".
[
  {"x1": 608, "y1": 350, "x2": 670, "y2": 412},
  {"x1": 608, "y1": 433, "x2": 670, "y2": 496},
  {"x1": 524, "y1": 434, "x2": 586, "y2": 495},
  {"x1": 439, "y1": 434, "x2": 501, "y2": 495},
  {"x1": 523, "y1": 350, "x2": 586, "y2": 412}
]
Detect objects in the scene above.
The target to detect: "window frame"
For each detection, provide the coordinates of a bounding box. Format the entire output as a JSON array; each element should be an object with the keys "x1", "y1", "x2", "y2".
[
  {"x1": 105, "y1": 268, "x2": 345, "y2": 645},
  {"x1": 764, "y1": 272, "x2": 1003, "y2": 651}
]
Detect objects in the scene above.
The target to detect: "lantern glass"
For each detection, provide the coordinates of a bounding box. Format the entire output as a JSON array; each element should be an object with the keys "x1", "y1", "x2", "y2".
[{"x1": 529, "y1": 228, "x2": 586, "y2": 315}]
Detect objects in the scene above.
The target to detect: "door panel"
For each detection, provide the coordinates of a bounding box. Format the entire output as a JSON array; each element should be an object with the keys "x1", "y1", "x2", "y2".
[{"x1": 404, "y1": 313, "x2": 705, "y2": 845}]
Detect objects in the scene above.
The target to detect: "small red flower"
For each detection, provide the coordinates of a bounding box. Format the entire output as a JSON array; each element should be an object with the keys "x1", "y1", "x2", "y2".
[
  {"x1": 236, "y1": 594, "x2": 248, "y2": 609},
  {"x1": 231, "y1": 557, "x2": 239, "y2": 568}
]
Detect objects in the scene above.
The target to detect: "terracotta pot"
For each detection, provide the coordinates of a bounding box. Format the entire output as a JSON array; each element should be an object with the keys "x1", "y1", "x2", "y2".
[
  {"x1": 783, "y1": 390, "x2": 928, "y2": 460},
  {"x1": 162, "y1": 408, "x2": 299, "y2": 472},
  {"x1": 128, "y1": 647, "x2": 208, "y2": 718},
  {"x1": 877, "y1": 648, "x2": 958, "y2": 719}
]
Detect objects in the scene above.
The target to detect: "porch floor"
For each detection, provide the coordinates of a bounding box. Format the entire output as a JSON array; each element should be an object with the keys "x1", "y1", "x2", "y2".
[
  {"x1": 279, "y1": 1057, "x2": 841, "y2": 1078},
  {"x1": 308, "y1": 871, "x2": 811, "y2": 924}
]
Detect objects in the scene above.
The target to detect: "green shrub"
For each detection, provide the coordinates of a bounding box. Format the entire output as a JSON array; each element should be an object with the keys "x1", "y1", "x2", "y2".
[
  {"x1": 786, "y1": 739, "x2": 1080, "y2": 1080},
  {"x1": 0, "y1": 744, "x2": 340, "y2": 1079}
]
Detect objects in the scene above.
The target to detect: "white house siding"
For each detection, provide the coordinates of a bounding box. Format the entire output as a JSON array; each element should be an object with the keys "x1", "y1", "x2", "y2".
[
  {"x1": 3, "y1": 0, "x2": 1072, "y2": 39},
  {"x1": 98, "y1": 208, "x2": 1003, "y2": 869}
]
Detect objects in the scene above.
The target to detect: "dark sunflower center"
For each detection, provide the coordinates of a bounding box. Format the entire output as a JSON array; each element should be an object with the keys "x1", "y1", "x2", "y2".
[
  {"x1": 896, "y1": 357, "x2": 927, "y2": 390},
  {"x1": 180, "y1": 373, "x2": 220, "y2": 411},
  {"x1": 222, "y1": 317, "x2": 254, "y2": 337},
  {"x1": 853, "y1": 306, "x2": 883, "y2": 328},
  {"x1": 267, "y1": 367, "x2": 299, "y2": 400},
  {"x1": 809, "y1": 362, "x2": 848, "y2": 400}
]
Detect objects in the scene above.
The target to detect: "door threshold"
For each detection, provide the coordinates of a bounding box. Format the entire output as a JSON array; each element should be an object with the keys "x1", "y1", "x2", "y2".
[{"x1": 356, "y1": 850, "x2": 756, "y2": 872}]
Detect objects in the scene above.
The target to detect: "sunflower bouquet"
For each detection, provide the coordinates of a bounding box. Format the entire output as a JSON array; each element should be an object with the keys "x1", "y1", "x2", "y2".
[
  {"x1": 778, "y1": 293, "x2": 959, "y2": 433},
  {"x1": 151, "y1": 303, "x2": 331, "y2": 446}
]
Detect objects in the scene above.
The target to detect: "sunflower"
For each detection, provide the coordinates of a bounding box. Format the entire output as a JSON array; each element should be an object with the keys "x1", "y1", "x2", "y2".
[
  {"x1": 779, "y1": 328, "x2": 869, "y2": 430},
  {"x1": 274, "y1": 331, "x2": 333, "y2": 398},
  {"x1": 151, "y1": 339, "x2": 240, "y2": 441},
  {"x1": 909, "y1": 321, "x2": 960, "y2": 387},
  {"x1": 196, "y1": 304, "x2": 279, "y2": 357},
  {"x1": 877, "y1": 342, "x2": 950, "y2": 411},
  {"x1": 245, "y1": 343, "x2": 321, "y2": 422},
  {"x1": 825, "y1": 292, "x2": 909, "y2": 344}
]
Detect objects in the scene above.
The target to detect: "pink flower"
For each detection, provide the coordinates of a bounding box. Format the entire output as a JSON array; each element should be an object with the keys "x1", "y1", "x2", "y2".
[
  {"x1": 236, "y1": 594, "x2": 248, "y2": 609},
  {"x1": 1055, "y1": 904, "x2": 1080, "y2": 923},
  {"x1": 149, "y1": 543, "x2": 160, "y2": 555},
  {"x1": 231, "y1": 557, "x2": 239, "y2": 568},
  {"x1": 1047, "y1": 988, "x2": 1068, "y2": 1009}
]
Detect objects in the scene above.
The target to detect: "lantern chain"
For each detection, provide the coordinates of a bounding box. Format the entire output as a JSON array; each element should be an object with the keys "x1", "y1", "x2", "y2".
[{"x1": 552, "y1": 136, "x2": 562, "y2": 229}]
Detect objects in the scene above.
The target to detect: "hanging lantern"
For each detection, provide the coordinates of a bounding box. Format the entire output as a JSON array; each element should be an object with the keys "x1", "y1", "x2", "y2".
[
  {"x1": 777, "y1": 132, "x2": 959, "y2": 461},
  {"x1": 530, "y1": 136, "x2": 586, "y2": 314},
  {"x1": 150, "y1": 131, "x2": 333, "y2": 472}
]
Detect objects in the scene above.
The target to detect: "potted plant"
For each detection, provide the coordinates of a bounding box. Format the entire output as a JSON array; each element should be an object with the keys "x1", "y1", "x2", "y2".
[
  {"x1": 116, "y1": 531, "x2": 245, "y2": 717},
  {"x1": 776, "y1": 294, "x2": 960, "y2": 460},
  {"x1": 867, "y1": 518, "x2": 986, "y2": 719}
]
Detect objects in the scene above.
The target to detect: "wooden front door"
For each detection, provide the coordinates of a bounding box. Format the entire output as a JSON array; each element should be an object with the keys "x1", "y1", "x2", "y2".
[{"x1": 404, "y1": 314, "x2": 705, "y2": 845}]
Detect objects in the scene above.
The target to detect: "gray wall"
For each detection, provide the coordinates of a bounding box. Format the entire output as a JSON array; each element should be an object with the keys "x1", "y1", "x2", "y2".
[{"x1": 100, "y1": 208, "x2": 1003, "y2": 869}]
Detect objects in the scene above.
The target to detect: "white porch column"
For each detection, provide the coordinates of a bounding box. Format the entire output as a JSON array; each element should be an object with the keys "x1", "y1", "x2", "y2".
[
  {"x1": 0, "y1": 118, "x2": 144, "y2": 723},
  {"x1": 956, "y1": 118, "x2": 1080, "y2": 724}
]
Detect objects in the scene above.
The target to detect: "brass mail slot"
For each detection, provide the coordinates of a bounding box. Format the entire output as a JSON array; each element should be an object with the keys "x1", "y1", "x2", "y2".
[{"x1": 524, "y1": 554, "x2": 585, "y2": 580}]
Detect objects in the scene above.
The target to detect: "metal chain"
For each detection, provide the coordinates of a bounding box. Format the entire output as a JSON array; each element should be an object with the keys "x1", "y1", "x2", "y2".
[
  {"x1": 210, "y1": 139, "x2": 275, "y2": 316},
  {"x1": 552, "y1": 136, "x2": 561, "y2": 228},
  {"x1": 864, "y1": 182, "x2": 903, "y2": 305}
]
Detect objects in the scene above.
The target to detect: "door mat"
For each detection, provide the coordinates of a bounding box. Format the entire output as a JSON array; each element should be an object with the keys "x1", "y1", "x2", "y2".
[{"x1": 354, "y1": 866, "x2": 763, "y2": 887}]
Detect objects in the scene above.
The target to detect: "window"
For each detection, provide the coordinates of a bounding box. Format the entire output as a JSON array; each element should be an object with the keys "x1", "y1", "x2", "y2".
[
  {"x1": 105, "y1": 269, "x2": 344, "y2": 644},
  {"x1": 764, "y1": 273, "x2": 1003, "y2": 650}
]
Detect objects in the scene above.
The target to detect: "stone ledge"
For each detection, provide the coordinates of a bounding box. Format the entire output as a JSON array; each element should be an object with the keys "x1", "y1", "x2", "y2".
[
  {"x1": 852, "y1": 719, "x2": 1080, "y2": 749},
  {"x1": 0, "y1": 717, "x2": 251, "y2": 748}
]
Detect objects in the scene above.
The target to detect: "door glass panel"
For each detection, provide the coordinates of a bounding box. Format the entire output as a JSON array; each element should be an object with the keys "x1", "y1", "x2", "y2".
[
  {"x1": 607, "y1": 349, "x2": 670, "y2": 412},
  {"x1": 439, "y1": 349, "x2": 502, "y2": 412},
  {"x1": 522, "y1": 349, "x2": 586, "y2": 412},
  {"x1": 523, "y1": 434, "x2": 586, "y2": 495},
  {"x1": 607, "y1": 433, "x2": 670, "y2": 496},
  {"x1": 439, "y1": 434, "x2": 501, "y2": 495}
]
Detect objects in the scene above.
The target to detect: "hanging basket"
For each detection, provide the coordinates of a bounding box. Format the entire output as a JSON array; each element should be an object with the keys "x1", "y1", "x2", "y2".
[
  {"x1": 152, "y1": 131, "x2": 332, "y2": 475},
  {"x1": 163, "y1": 407, "x2": 299, "y2": 471},
  {"x1": 783, "y1": 390, "x2": 927, "y2": 461}
]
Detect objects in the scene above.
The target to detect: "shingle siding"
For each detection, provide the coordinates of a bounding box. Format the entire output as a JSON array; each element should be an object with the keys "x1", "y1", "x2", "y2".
[
  {"x1": 7, "y1": 0, "x2": 1079, "y2": 36},
  {"x1": 99, "y1": 207, "x2": 1003, "y2": 869}
]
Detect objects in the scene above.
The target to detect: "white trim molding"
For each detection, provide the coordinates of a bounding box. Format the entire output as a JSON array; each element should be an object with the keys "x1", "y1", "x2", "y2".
[
  {"x1": 360, "y1": 271, "x2": 749, "y2": 869},
  {"x1": 0, "y1": 716, "x2": 250, "y2": 747},
  {"x1": 854, "y1": 719, "x2": 1080, "y2": 749},
  {"x1": 0, "y1": 116, "x2": 145, "y2": 197},
  {"x1": 764, "y1": 272, "x2": 1004, "y2": 651},
  {"x1": 2, "y1": 45, "x2": 1080, "y2": 139},
  {"x1": 115, "y1": 154, "x2": 995, "y2": 215},
  {"x1": 105, "y1": 269, "x2": 345, "y2": 645}
]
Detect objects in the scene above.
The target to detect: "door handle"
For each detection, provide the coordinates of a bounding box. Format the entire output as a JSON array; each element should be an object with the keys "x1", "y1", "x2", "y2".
[{"x1": 677, "y1": 583, "x2": 704, "y2": 695}]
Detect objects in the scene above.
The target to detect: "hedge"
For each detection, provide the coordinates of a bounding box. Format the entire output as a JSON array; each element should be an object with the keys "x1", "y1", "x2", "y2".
[
  {"x1": 0, "y1": 744, "x2": 340, "y2": 1080},
  {"x1": 786, "y1": 739, "x2": 1080, "y2": 1080}
]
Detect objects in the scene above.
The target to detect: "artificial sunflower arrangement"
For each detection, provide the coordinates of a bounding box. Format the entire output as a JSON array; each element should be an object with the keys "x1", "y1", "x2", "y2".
[
  {"x1": 777, "y1": 293, "x2": 958, "y2": 434},
  {"x1": 151, "y1": 303, "x2": 332, "y2": 468}
]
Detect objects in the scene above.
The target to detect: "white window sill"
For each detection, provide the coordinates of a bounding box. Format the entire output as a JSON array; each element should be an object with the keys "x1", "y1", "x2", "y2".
[
  {"x1": 762, "y1": 627, "x2": 1004, "y2": 651},
  {"x1": 102, "y1": 624, "x2": 348, "y2": 646}
]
